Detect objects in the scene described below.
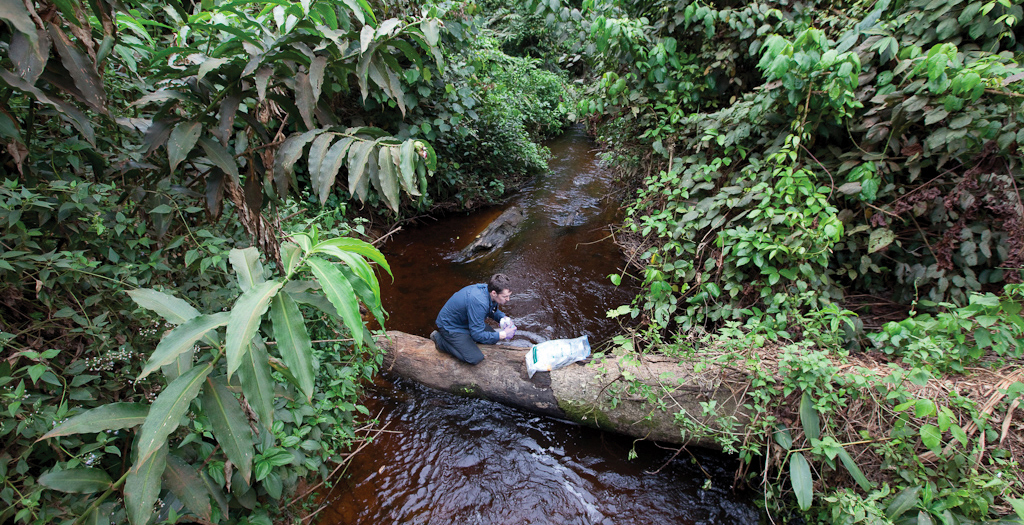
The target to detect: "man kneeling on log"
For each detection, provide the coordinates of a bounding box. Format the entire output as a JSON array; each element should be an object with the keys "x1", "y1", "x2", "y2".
[{"x1": 430, "y1": 273, "x2": 517, "y2": 364}]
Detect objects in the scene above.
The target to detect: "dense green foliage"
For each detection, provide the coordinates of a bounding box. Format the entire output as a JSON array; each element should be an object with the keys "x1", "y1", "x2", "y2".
[
  {"x1": 532, "y1": 0, "x2": 1024, "y2": 522},
  {"x1": 0, "y1": 0, "x2": 573, "y2": 524}
]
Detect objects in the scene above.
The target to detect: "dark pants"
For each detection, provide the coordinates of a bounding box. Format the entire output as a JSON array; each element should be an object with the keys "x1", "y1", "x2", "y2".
[{"x1": 434, "y1": 327, "x2": 485, "y2": 365}]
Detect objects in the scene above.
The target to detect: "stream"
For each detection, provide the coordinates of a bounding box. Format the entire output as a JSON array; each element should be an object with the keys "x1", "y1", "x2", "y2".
[{"x1": 318, "y1": 128, "x2": 761, "y2": 524}]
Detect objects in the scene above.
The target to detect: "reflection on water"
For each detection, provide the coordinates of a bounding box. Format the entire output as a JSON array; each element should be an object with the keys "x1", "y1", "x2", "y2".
[
  {"x1": 322, "y1": 129, "x2": 760, "y2": 524},
  {"x1": 318, "y1": 377, "x2": 760, "y2": 525}
]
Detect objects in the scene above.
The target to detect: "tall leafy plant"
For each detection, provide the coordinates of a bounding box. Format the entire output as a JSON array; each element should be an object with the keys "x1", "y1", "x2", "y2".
[{"x1": 33, "y1": 231, "x2": 390, "y2": 525}]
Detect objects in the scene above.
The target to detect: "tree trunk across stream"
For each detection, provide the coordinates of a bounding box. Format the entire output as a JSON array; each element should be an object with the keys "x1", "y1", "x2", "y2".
[{"x1": 377, "y1": 331, "x2": 749, "y2": 449}]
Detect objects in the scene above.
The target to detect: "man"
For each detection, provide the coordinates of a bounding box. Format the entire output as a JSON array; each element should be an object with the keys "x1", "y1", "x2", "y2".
[{"x1": 430, "y1": 273, "x2": 517, "y2": 364}]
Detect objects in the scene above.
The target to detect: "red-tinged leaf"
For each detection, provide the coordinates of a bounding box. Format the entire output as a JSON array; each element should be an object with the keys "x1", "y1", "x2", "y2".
[
  {"x1": 10, "y1": 28, "x2": 48, "y2": 85},
  {"x1": 46, "y1": 23, "x2": 107, "y2": 114},
  {"x1": 0, "y1": 0, "x2": 38, "y2": 46},
  {"x1": 226, "y1": 280, "x2": 284, "y2": 379},
  {"x1": 41, "y1": 402, "x2": 149, "y2": 439},
  {"x1": 270, "y1": 293, "x2": 315, "y2": 401},
  {"x1": 275, "y1": 130, "x2": 322, "y2": 194},
  {"x1": 163, "y1": 454, "x2": 213, "y2": 523},
  {"x1": 0, "y1": 69, "x2": 96, "y2": 145},
  {"x1": 306, "y1": 257, "x2": 364, "y2": 348},
  {"x1": 126, "y1": 443, "x2": 168, "y2": 525},
  {"x1": 168, "y1": 121, "x2": 201, "y2": 173},
  {"x1": 199, "y1": 136, "x2": 240, "y2": 184},
  {"x1": 376, "y1": 146, "x2": 400, "y2": 211},
  {"x1": 218, "y1": 94, "x2": 240, "y2": 147},
  {"x1": 399, "y1": 140, "x2": 419, "y2": 195},
  {"x1": 136, "y1": 363, "x2": 212, "y2": 466},
  {"x1": 138, "y1": 312, "x2": 228, "y2": 380},
  {"x1": 201, "y1": 376, "x2": 253, "y2": 482},
  {"x1": 347, "y1": 140, "x2": 373, "y2": 202},
  {"x1": 316, "y1": 137, "x2": 354, "y2": 204},
  {"x1": 295, "y1": 72, "x2": 315, "y2": 130},
  {"x1": 38, "y1": 468, "x2": 113, "y2": 494}
]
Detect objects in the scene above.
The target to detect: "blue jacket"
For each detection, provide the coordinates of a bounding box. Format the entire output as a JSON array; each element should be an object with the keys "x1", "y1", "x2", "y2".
[{"x1": 436, "y1": 283, "x2": 507, "y2": 345}]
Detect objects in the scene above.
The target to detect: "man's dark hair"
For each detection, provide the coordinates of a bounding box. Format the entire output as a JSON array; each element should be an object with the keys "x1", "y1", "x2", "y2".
[{"x1": 488, "y1": 273, "x2": 512, "y2": 294}]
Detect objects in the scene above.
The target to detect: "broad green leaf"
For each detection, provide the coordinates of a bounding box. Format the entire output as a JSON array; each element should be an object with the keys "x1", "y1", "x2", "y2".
[
  {"x1": 199, "y1": 136, "x2": 239, "y2": 184},
  {"x1": 226, "y1": 280, "x2": 284, "y2": 379},
  {"x1": 136, "y1": 363, "x2": 212, "y2": 466},
  {"x1": 306, "y1": 257, "x2": 363, "y2": 347},
  {"x1": 41, "y1": 402, "x2": 149, "y2": 439},
  {"x1": 789, "y1": 452, "x2": 813, "y2": 511},
  {"x1": 886, "y1": 485, "x2": 922, "y2": 519},
  {"x1": 126, "y1": 442, "x2": 168, "y2": 525},
  {"x1": 422, "y1": 18, "x2": 439, "y2": 46},
  {"x1": 773, "y1": 425, "x2": 793, "y2": 450},
  {"x1": 168, "y1": 121, "x2": 201, "y2": 173},
  {"x1": 138, "y1": 312, "x2": 229, "y2": 380},
  {"x1": 914, "y1": 399, "x2": 936, "y2": 418},
  {"x1": 237, "y1": 336, "x2": 274, "y2": 431},
  {"x1": 229, "y1": 247, "x2": 266, "y2": 293},
  {"x1": 270, "y1": 293, "x2": 315, "y2": 401},
  {"x1": 920, "y1": 423, "x2": 941, "y2": 451},
  {"x1": 800, "y1": 392, "x2": 820, "y2": 441},
  {"x1": 163, "y1": 454, "x2": 213, "y2": 523},
  {"x1": 836, "y1": 447, "x2": 873, "y2": 491},
  {"x1": 38, "y1": 468, "x2": 113, "y2": 494},
  {"x1": 1008, "y1": 498, "x2": 1024, "y2": 521},
  {"x1": 359, "y1": 24, "x2": 374, "y2": 54},
  {"x1": 201, "y1": 376, "x2": 253, "y2": 482},
  {"x1": 316, "y1": 136, "x2": 354, "y2": 204},
  {"x1": 281, "y1": 242, "x2": 303, "y2": 276},
  {"x1": 347, "y1": 140, "x2": 374, "y2": 202},
  {"x1": 339, "y1": 0, "x2": 365, "y2": 24},
  {"x1": 161, "y1": 347, "x2": 194, "y2": 383}
]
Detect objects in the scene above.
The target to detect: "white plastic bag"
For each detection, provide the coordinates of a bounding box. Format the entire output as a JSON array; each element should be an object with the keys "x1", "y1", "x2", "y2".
[{"x1": 525, "y1": 335, "x2": 591, "y2": 378}]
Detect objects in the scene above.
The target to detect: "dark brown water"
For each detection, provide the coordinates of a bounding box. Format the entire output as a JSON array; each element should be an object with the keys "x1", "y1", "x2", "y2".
[{"x1": 320, "y1": 128, "x2": 760, "y2": 524}]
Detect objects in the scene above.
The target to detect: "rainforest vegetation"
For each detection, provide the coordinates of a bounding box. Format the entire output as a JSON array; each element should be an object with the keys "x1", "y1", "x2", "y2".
[{"x1": 1, "y1": 0, "x2": 1023, "y2": 524}]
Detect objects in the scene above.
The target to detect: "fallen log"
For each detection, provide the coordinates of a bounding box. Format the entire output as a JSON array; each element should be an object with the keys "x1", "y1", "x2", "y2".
[{"x1": 377, "y1": 331, "x2": 750, "y2": 449}]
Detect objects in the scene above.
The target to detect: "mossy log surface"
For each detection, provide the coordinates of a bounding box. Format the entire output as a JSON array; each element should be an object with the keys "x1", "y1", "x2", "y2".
[{"x1": 377, "y1": 331, "x2": 749, "y2": 449}]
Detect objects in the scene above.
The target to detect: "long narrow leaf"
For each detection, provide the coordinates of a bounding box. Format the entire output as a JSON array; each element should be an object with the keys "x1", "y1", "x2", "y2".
[
  {"x1": 226, "y1": 280, "x2": 284, "y2": 379},
  {"x1": 306, "y1": 257, "x2": 364, "y2": 348},
  {"x1": 199, "y1": 136, "x2": 240, "y2": 183},
  {"x1": 41, "y1": 402, "x2": 149, "y2": 439},
  {"x1": 126, "y1": 443, "x2": 168, "y2": 525},
  {"x1": 347, "y1": 140, "x2": 373, "y2": 202},
  {"x1": 836, "y1": 447, "x2": 873, "y2": 491},
  {"x1": 139, "y1": 313, "x2": 229, "y2": 380},
  {"x1": 295, "y1": 72, "x2": 315, "y2": 130},
  {"x1": 398, "y1": 140, "x2": 418, "y2": 195},
  {"x1": 161, "y1": 347, "x2": 194, "y2": 383},
  {"x1": 127, "y1": 289, "x2": 200, "y2": 325},
  {"x1": 270, "y1": 293, "x2": 315, "y2": 401},
  {"x1": 38, "y1": 468, "x2": 113, "y2": 494},
  {"x1": 237, "y1": 336, "x2": 274, "y2": 431},
  {"x1": 274, "y1": 130, "x2": 322, "y2": 191},
  {"x1": 789, "y1": 452, "x2": 813, "y2": 511},
  {"x1": 163, "y1": 454, "x2": 213, "y2": 523},
  {"x1": 228, "y1": 247, "x2": 266, "y2": 293},
  {"x1": 307, "y1": 132, "x2": 336, "y2": 201},
  {"x1": 800, "y1": 392, "x2": 820, "y2": 441},
  {"x1": 886, "y1": 486, "x2": 922, "y2": 519},
  {"x1": 310, "y1": 237, "x2": 392, "y2": 275},
  {"x1": 136, "y1": 363, "x2": 212, "y2": 466},
  {"x1": 201, "y1": 376, "x2": 253, "y2": 482}
]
